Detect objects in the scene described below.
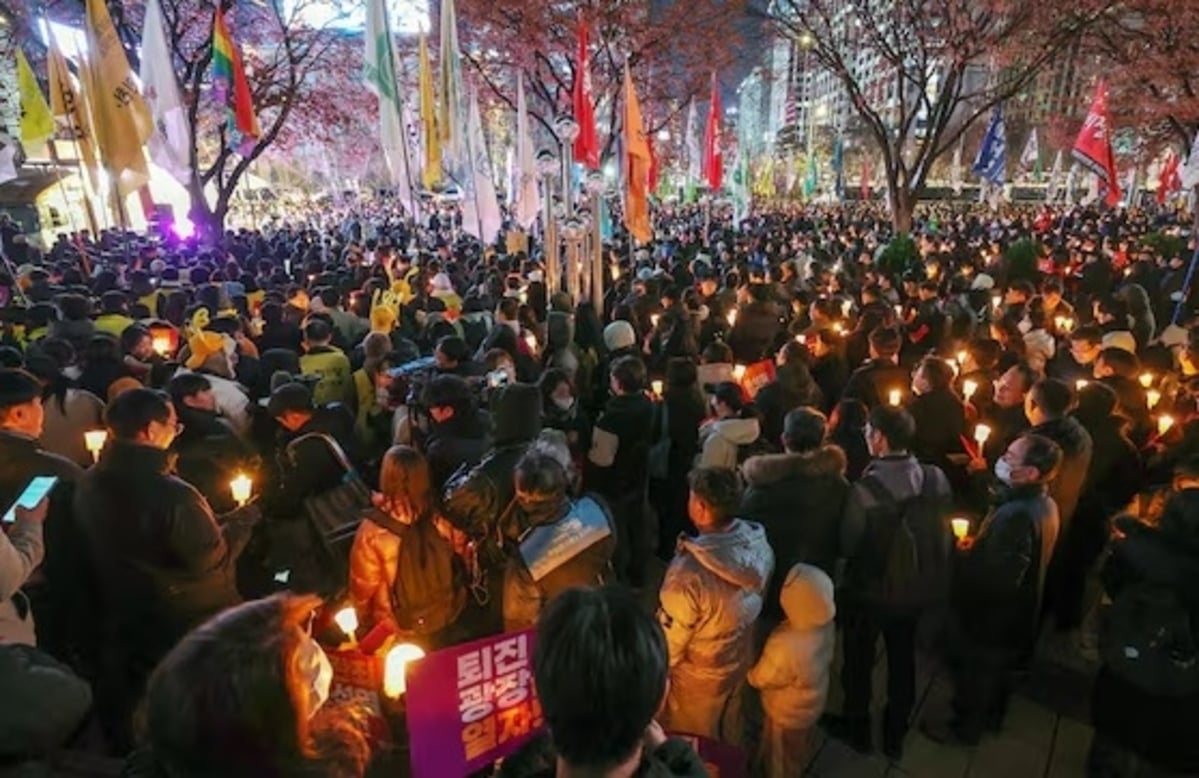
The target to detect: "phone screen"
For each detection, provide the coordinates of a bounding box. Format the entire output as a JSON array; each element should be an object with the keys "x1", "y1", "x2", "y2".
[{"x1": 2, "y1": 476, "x2": 59, "y2": 524}]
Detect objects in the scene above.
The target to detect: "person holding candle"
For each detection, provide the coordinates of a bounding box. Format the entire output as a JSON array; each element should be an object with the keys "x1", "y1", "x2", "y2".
[
  {"x1": 842, "y1": 326, "x2": 909, "y2": 411},
  {"x1": 726, "y1": 283, "x2": 782, "y2": 366},
  {"x1": 697, "y1": 382, "x2": 764, "y2": 471},
  {"x1": 1093, "y1": 347, "x2": 1153, "y2": 446},
  {"x1": 168, "y1": 373, "x2": 259, "y2": 515},
  {"x1": 22, "y1": 347, "x2": 105, "y2": 469},
  {"x1": 1047, "y1": 324, "x2": 1103, "y2": 387},
  {"x1": 908, "y1": 357, "x2": 969, "y2": 479},
  {"x1": 754, "y1": 341, "x2": 824, "y2": 449}
]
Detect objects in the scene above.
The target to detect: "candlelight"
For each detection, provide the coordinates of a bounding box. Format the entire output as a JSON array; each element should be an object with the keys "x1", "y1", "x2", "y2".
[
  {"x1": 333, "y1": 607, "x2": 359, "y2": 643},
  {"x1": 893, "y1": 304, "x2": 903, "y2": 318},
  {"x1": 651, "y1": 380, "x2": 664, "y2": 397},
  {"x1": 1054, "y1": 316, "x2": 1066, "y2": 331},
  {"x1": 956, "y1": 350, "x2": 968, "y2": 368},
  {"x1": 832, "y1": 322, "x2": 845, "y2": 335},
  {"x1": 951, "y1": 518, "x2": 970, "y2": 541},
  {"x1": 152, "y1": 335, "x2": 172, "y2": 356},
  {"x1": 609, "y1": 264, "x2": 620, "y2": 281},
  {"x1": 841, "y1": 300, "x2": 853, "y2": 318},
  {"x1": 795, "y1": 334, "x2": 807, "y2": 345},
  {"x1": 732, "y1": 364, "x2": 747, "y2": 382},
  {"x1": 726, "y1": 309, "x2": 738, "y2": 328},
  {"x1": 974, "y1": 423, "x2": 992, "y2": 445},
  {"x1": 84, "y1": 429, "x2": 108, "y2": 463},
  {"x1": 1075, "y1": 379, "x2": 1089, "y2": 391},
  {"x1": 1159, "y1": 415, "x2": 1176, "y2": 436},
  {"x1": 650, "y1": 314, "x2": 660, "y2": 328},
  {"x1": 963, "y1": 379, "x2": 978, "y2": 401},
  {"x1": 1139, "y1": 373, "x2": 1154, "y2": 389},
  {"x1": 888, "y1": 388, "x2": 902, "y2": 407},
  {"x1": 524, "y1": 333, "x2": 538, "y2": 351},
  {"x1": 383, "y1": 643, "x2": 426, "y2": 698},
  {"x1": 991, "y1": 295, "x2": 1001, "y2": 310},
  {"x1": 1147, "y1": 389, "x2": 1161, "y2": 409},
  {"x1": 230, "y1": 473, "x2": 253, "y2": 507}
]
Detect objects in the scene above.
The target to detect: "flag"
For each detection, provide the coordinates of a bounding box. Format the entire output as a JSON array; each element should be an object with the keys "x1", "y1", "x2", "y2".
[
  {"x1": 1072, "y1": 81, "x2": 1120, "y2": 207},
  {"x1": 573, "y1": 16, "x2": 599, "y2": 170},
  {"x1": 46, "y1": 29, "x2": 100, "y2": 188},
  {"x1": 83, "y1": 0, "x2": 153, "y2": 194},
  {"x1": 211, "y1": 8, "x2": 260, "y2": 155},
  {"x1": 16, "y1": 49, "x2": 55, "y2": 145},
  {"x1": 461, "y1": 88, "x2": 502, "y2": 243},
  {"x1": 439, "y1": 0, "x2": 466, "y2": 181},
  {"x1": 1065, "y1": 162, "x2": 1079, "y2": 203},
  {"x1": 831, "y1": 135, "x2": 844, "y2": 200},
  {"x1": 364, "y1": 0, "x2": 415, "y2": 205},
  {"x1": 803, "y1": 153, "x2": 818, "y2": 199},
  {"x1": 702, "y1": 72, "x2": 722, "y2": 190},
  {"x1": 732, "y1": 150, "x2": 750, "y2": 226},
  {"x1": 511, "y1": 73, "x2": 540, "y2": 229},
  {"x1": 622, "y1": 64, "x2": 652, "y2": 243},
  {"x1": 1046, "y1": 149, "x2": 1064, "y2": 202},
  {"x1": 1158, "y1": 149, "x2": 1181, "y2": 205},
  {"x1": 140, "y1": 0, "x2": 190, "y2": 182},
  {"x1": 684, "y1": 99, "x2": 700, "y2": 203},
  {"x1": 1019, "y1": 129, "x2": 1040, "y2": 175},
  {"x1": 950, "y1": 137, "x2": 964, "y2": 195},
  {"x1": 1124, "y1": 166, "x2": 1138, "y2": 207},
  {"x1": 972, "y1": 105, "x2": 1007, "y2": 187},
  {"x1": 418, "y1": 35, "x2": 440, "y2": 189},
  {"x1": 860, "y1": 154, "x2": 872, "y2": 200},
  {"x1": 1181, "y1": 131, "x2": 1199, "y2": 190},
  {"x1": 0, "y1": 135, "x2": 18, "y2": 184}
]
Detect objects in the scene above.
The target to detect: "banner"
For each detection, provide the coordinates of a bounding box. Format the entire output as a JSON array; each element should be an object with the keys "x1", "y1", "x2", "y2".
[
  {"x1": 572, "y1": 15, "x2": 599, "y2": 169},
  {"x1": 702, "y1": 72, "x2": 722, "y2": 190},
  {"x1": 1072, "y1": 81, "x2": 1120, "y2": 207},
  {"x1": 972, "y1": 105, "x2": 1006, "y2": 187}
]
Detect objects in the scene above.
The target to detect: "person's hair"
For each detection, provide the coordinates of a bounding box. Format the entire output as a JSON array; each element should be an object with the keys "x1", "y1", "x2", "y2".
[
  {"x1": 777, "y1": 339, "x2": 809, "y2": 366},
  {"x1": 361, "y1": 332, "x2": 392, "y2": 375},
  {"x1": 687, "y1": 466, "x2": 741, "y2": 528},
  {"x1": 701, "y1": 341, "x2": 733, "y2": 364},
  {"x1": 1069, "y1": 324, "x2": 1103, "y2": 347},
  {"x1": 496, "y1": 297, "x2": 519, "y2": 321},
  {"x1": 991, "y1": 316, "x2": 1025, "y2": 352},
  {"x1": 1098, "y1": 347, "x2": 1139, "y2": 378},
  {"x1": 918, "y1": 356, "x2": 954, "y2": 392},
  {"x1": 968, "y1": 338, "x2": 1002, "y2": 370},
  {"x1": 56, "y1": 293, "x2": 91, "y2": 322},
  {"x1": 120, "y1": 324, "x2": 151, "y2": 355},
  {"x1": 435, "y1": 335, "x2": 470, "y2": 365},
  {"x1": 868, "y1": 405, "x2": 916, "y2": 451},
  {"x1": 168, "y1": 373, "x2": 213, "y2": 407},
  {"x1": 1006, "y1": 360, "x2": 1040, "y2": 394},
  {"x1": 782, "y1": 407, "x2": 827, "y2": 453},
  {"x1": 1041, "y1": 277, "x2": 1064, "y2": 295},
  {"x1": 0, "y1": 369, "x2": 41, "y2": 416},
  {"x1": 534, "y1": 586, "x2": 668, "y2": 770},
  {"x1": 610, "y1": 355, "x2": 646, "y2": 394},
  {"x1": 482, "y1": 347, "x2": 513, "y2": 373},
  {"x1": 378, "y1": 446, "x2": 434, "y2": 522},
  {"x1": 105, "y1": 388, "x2": 172, "y2": 441},
  {"x1": 1020, "y1": 433, "x2": 1063, "y2": 483},
  {"x1": 514, "y1": 447, "x2": 570, "y2": 509},
  {"x1": 1009, "y1": 280, "x2": 1035, "y2": 299},
  {"x1": 1096, "y1": 296, "x2": 1129, "y2": 323},
  {"x1": 140, "y1": 594, "x2": 369, "y2": 777},
  {"x1": 868, "y1": 326, "x2": 901, "y2": 358},
  {"x1": 303, "y1": 318, "x2": 332, "y2": 343},
  {"x1": 424, "y1": 374, "x2": 473, "y2": 413},
  {"x1": 538, "y1": 367, "x2": 573, "y2": 403},
  {"x1": 1029, "y1": 379, "x2": 1073, "y2": 419}
]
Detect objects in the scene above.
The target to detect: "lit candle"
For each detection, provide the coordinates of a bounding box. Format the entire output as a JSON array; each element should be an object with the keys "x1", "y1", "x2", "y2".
[
  {"x1": 1075, "y1": 379, "x2": 1089, "y2": 391},
  {"x1": 524, "y1": 333, "x2": 538, "y2": 351},
  {"x1": 609, "y1": 265, "x2": 620, "y2": 281},
  {"x1": 726, "y1": 309, "x2": 738, "y2": 328},
  {"x1": 1159, "y1": 415, "x2": 1175, "y2": 436},
  {"x1": 893, "y1": 304, "x2": 903, "y2": 318},
  {"x1": 795, "y1": 334, "x2": 807, "y2": 344},
  {"x1": 1061, "y1": 317, "x2": 1074, "y2": 332},
  {"x1": 956, "y1": 350, "x2": 968, "y2": 368},
  {"x1": 383, "y1": 642, "x2": 427, "y2": 698},
  {"x1": 1147, "y1": 389, "x2": 1162, "y2": 409},
  {"x1": 84, "y1": 429, "x2": 108, "y2": 463},
  {"x1": 991, "y1": 295, "x2": 1001, "y2": 310},
  {"x1": 650, "y1": 314, "x2": 660, "y2": 328},
  {"x1": 230, "y1": 473, "x2": 253, "y2": 507},
  {"x1": 974, "y1": 423, "x2": 991, "y2": 446},
  {"x1": 152, "y1": 335, "x2": 171, "y2": 356},
  {"x1": 732, "y1": 364, "x2": 747, "y2": 382},
  {"x1": 951, "y1": 518, "x2": 970, "y2": 542},
  {"x1": 1054, "y1": 315, "x2": 1066, "y2": 332},
  {"x1": 962, "y1": 379, "x2": 978, "y2": 401},
  {"x1": 651, "y1": 380, "x2": 664, "y2": 397},
  {"x1": 841, "y1": 300, "x2": 853, "y2": 318},
  {"x1": 888, "y1": 388, "x2": 902, "y2": 407},
  {"x1": 832, "y1": 322, "x2": 845, "y2": 335},
  {"x1": 333, "y1": 606, "x2": 359, "y2": 645},
  {"x1": 1139, "y1": 373, "x2": 1154, "y2": 389}
]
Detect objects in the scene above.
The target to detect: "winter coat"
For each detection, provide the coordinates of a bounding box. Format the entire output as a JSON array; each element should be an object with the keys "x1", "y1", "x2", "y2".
[
  {"x1": 747, "y1": 564, "x2": 837, "y2": 729},
  {"x1": 909, "y1": 387, "x2": 968, "y2": 473},
  {"x1": 697, "y1": 415, "x2": 762, "y2": 470},
  {"x1": 178, "y1": 369, "x2": 251, "y2": 438},
  {"x1": 810, "y1": 353, "x2": 849, "y2": 414},
  {"x1": 585, "y1": 391, "x2": 656, "y2": 504},
  {"x1": 0, "y1": 644, "x2": 92, "y2": 764},
  {"x1": 268, "y1": 405, "x2": 358, "y2": 520},
  {"x1": 544, "y1": 311, "x2": 581, "y2": 383},
  {"x1": 425, "y1": 407, "x2": 492, "y2": 492},
  {"x1": 172, "y1": 405, "x2": 258, "y2": 514},
  {"x1": 754, "y1": 363, "x2": 824, "y2": 446},
  {"x1": 39, "y1": 387, "x2": 105, "y2": 468},
  {"x1": 843, "y1": 358, "x2": 910, "y2": 410},
  {"x1": 1028, "y1": 415, "x2": 1093, "y2": 533},
  {"x1": 658, "y1": 518, "x2": 774, "y2": 740},
  {"x1": 499, "y1": 735, "x2": 709, "y2": 778},
  {"x1": 728, "y1": 300, "x2": 782, "y2": 364},
  {"x1": 1101, "y1": 375, "x2": 1153, "y2": 445},
  {"x1": 954, "y1": 483, "x2": 1059, "y2": 651},
  {"x1": 1073, "y1": 411, "x2": 1140, "y2": 543},
  {"x1": 348, "y1": 515, "x2": 402, "y2": 631}
]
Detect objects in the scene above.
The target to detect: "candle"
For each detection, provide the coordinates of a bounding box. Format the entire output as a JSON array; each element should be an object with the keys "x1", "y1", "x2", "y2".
[
  {"x1": 956, "y1": 350, "x2": 968, "y2": 368},
  {"x1": 888, "y1": 388, "x2": 902, "y2": 407},
  {"x1": 230, "y1": 473, "x2": 253, "y2": 507},
  {"x1": 1054, "y1": 315, "x2": 1066, "y2": 331},
  {"x1": 991, "y1": 295, "x2": 1001, "y2": 310},
  {"x1": 84, "y1": 429, "x2": 108, "y2": 463},
  {"x1": 650, "y1": 314, "x2": 660, "y2": 328},
  {"x1": 795, "y1": 334, "x2": 807, "y2": 344},
  {"x1": 651, "y1": 380, "x2": 664, "y2": 397},
  {"x1": 1159, "y1": 415, "x2": 1175, "y2": 436},
  {"x1": 726, "y1": 309, "x2": 738, "y2": 328},
  {"x1": 1139, "y1": 373, "x2": 1154, "y2": 389},
  {"x1": 951, "y1": 518, "x2": 970, "y2": 541},
  {"x1": 974, "y1": 423, "x2": 991, "y2": 445},
  {"x1": 333, "y1": 607, "x2": 359, "y2": 645},
  {"x1": 732, "y1": 364, "x2": 747, "y2": 382},
  {"x1": 383, "y1": 642, "x2": 427, "y2": 698},
  {"x1": 152, "y1": 335, "x2": 172, "y2": 356},
  {"x1": 893, "y1": 304, "x2": 903, "y2": 318},
  {"x1": 610, "y1": 264, "x2": 620, "y2": 281},
  {"x1": 524, "y1": 333, "x2": 538, "y2": 351},
  {"x1": 832, "y1": 322, "x2": 845, "y2": 335},
  {"x1": 1061, "y1": 317, "x2": 1074, "y2": 332},
  {"x1": 962, "y1": 379, "x2": 978, "y2": 401},
  {"x1": 1075, "y1": 379, "x2": 1089, "y2": 391},
  {"x1": 841, "y1": 300, "x2": 853, "y2": 318},
  {"x1": 1147, "y1": 389, "x2": 1161, "y2": 409}
]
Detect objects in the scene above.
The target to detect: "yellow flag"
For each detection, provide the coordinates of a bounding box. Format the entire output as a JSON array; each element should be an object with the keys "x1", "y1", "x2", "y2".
[
  {"x1": 83, "y1": 0, "x2": 153, "y2": 194},
  {"x1": 623, "y1": 65, "x2": 652, "y2": 244},
  {"x1": 418, "y1": 34, "x2": 440, "y2": 189},
  {"x1": 16, "y1": 49, "x2": 55, "y2": 144},
  {"x1": 46, "y1": 32, "x2": 100, "y2": 189}
]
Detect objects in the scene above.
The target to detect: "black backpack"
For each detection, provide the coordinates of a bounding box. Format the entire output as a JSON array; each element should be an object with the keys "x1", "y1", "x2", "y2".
[
  {"x1": 369, "y1": 510, "x2": 467, "y2": 637},
  {"x1": 857, "y1": 466, "x2": 952, "y2": 611}
]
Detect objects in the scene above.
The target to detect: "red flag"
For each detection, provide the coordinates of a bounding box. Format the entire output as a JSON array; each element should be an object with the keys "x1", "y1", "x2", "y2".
[
  {"x1": 648, "y1": 132, "x2": 659, "y2": 192},
  {"x1": 1072, "y1": 81, "x2": 1121, "y2": 207},
  {"x1": 702, "y1": 73, "x2": 722, "y2": 190},
  {"x1": 860, "y1": 155, "x2": 872, "y2": 200},
  {"x1": 572, "y1": 15, "x2": 599, "y2": 169},
  {"x1": 1157, "y1": 149, "x2": 1181, "y2": 205}
]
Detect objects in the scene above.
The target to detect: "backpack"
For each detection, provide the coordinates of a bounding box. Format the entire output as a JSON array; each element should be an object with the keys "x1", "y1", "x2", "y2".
[
  {"x1": 369, "y1": 510, "x2": 467, "y2": 637},
  {"x1": 1100, "y1": 582, "x2": 1199, "y2": 697},
  {"x1": 857, "y1": 466, "x2": 952, "y2": 611}
]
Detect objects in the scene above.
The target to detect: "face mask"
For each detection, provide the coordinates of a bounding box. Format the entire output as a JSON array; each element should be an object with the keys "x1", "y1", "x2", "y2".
[
  {"x1": 295, "y1": 633, "x2": 333, "y2": 717},
  {"x1": 552, "y1": 395, "x2": 575, "y2": 412},
  {"x1": 1017, "y1": 318, "x2": 1033, "y2": 334},
  {"x1": 994, "y1": 458, "x2": 1014, "y2": 484}
]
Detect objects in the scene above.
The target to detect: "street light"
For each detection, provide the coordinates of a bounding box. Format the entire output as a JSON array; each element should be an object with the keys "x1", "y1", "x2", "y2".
[
  {"x1": 657, "y1": 128, "x2": 672, "y2": 141},
  {"x1": 537, "y1": 149, "x2": 559, "y2": 295}
]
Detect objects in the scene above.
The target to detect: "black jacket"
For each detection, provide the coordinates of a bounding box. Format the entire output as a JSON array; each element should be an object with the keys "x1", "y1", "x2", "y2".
[
  {"x1": 268, "y1": 405, "x2": 358, "y2": 520},
  {"x1": 1102, "y1": 375, "x2": 1152, "y2": 445},
  {"x1": 425, "y1": 407, "x2": 492, "y2": 492},
  {"x1": 1074, "y1": 411, "x2": 1141, "y2": 534},
  {"x1": 843, "y1": 358, "x2": 910, "y2": 410},
  {"x1": 499, "y1": 735, "x2": 709, "y2": 778},
  {"x1": 728, "y1": 299, "x2": 782, "y2": 364},
  {"x1": 173, "y1": 406, "x2": 258, "y2": 514},
  {"x1": 909, "y1": 387, "x2": 968, "y2": 473},
  {"x1": 584, "y1": 391, "x2": 656, "y2": 504},
  {"x1": 811, "y1": 352, "x2": 849, "y2": 414},
  {"x1": 754, "y1": 362, "x2": 824, "y2": 447},
  {"x1": 955, "y1": 483, "x2": 1059, "y2": 650}
]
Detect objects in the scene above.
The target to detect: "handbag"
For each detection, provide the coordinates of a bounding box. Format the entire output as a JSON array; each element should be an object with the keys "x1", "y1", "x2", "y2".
[
  {"x1": 287, "y1": 433, "x2": 372, "y2": 583},
  {"x1": 647, "y1": 401, "x2": 671, "y2": 480}
]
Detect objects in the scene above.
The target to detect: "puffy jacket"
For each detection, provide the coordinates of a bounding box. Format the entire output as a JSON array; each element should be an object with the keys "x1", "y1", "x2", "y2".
[
  {"x1": 747, "y1": 564, "x2": 836, "y2": 728},
  {"x1": 585, "y1": 391, "x2": 656, "y2": 503},
  {"x1": 753, "y1": 362, "x2": 824, "y2": 446},
  {"x1": 172, "y1": 405, "x2": 258, "y2": 514},
  {"x1": 697, "y1": 416, "x2": 761, "y2": 470},
  {"x1": 349, "y1": 516, "x2": 401, "y2": 631},
  {"x1": 658, "y1": 518, "x2": 774, "y2": 739},
  {"x1": 425, "y1": 407, "x2": 492, "y2": 492},
  {"x1": 843, "y1": 358, "x2": 910, "y2": 410}
]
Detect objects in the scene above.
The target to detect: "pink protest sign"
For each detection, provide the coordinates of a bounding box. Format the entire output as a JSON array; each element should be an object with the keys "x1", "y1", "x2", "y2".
[{"x1": 405, "y1": 628, "x2": 542, "y2": 778}]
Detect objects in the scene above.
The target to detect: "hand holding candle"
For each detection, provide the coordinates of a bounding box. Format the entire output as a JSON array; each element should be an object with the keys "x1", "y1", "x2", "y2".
[
  {"x1": 230, "y1": 473, "x2": 253, "y2": 507},
  {"x1": 651, "y1": 380, "x2": 664, "y2": 398},
  {"x1": 951, "y1": 518, "x2": 970, "y2": 542},
  {"x1": 333, "y1": 606, "x2": 359, "y2": 646},
  {"x1": 152, "y1": 335, "x2": 172, "y2": 357},
  {"x1": 1159, "y1": 415, "x2": 1175, "y2": 436},
  {"x1": 974, "y1": 423, "x2": 991, "y2": 446},
  {"x1": 84, "y1": 429, "x2": 108, "y2": 463},
  {"x1": 383, "y1": 642, "x2": 426, "y2": 698},
  {"x1": 1147, "y1": 389, "x2": 1161, "y2": 409},
  {"x1": 962, "y1": 379, "x2": 978, "y2": 402}
]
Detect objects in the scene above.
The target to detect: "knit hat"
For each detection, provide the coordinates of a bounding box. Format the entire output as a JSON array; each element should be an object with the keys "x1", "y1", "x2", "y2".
[
  {"x1": 107, "y1": 376, "x2": 143, "y2": 403},
  {"x1": 186, "y1": 331, "x2": 227, "y2": 371},
  {"x1": 603, "y1": 320, "x2": 636, "y2": 352},
  {"x1": 266, "y1": 382, "x2": 315, "y2": 418}
]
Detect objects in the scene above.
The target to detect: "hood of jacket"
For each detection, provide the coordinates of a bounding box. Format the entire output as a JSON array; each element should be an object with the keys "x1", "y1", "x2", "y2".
[
  {"x1": 703, "y1": 416, "x2": 761, "y2": 446},
  {"x1": 545, "y1": 311, "x2": 574, "y2": 351},
  {"x1": 491, "y1": 383, "x2": 543, "y2": 445},
  {"x1": 1030, "y1": 415, "x2": 1090, "y2": 457},
  {"x1": 679, "y1": 518, "x2": 773, "y2": 591},
  {"x1": 779, "y1": 563, "x2": 836, "y2": 629},
  {"x1": 742, "y1": 445, "x2": 846, "y2": 487}
]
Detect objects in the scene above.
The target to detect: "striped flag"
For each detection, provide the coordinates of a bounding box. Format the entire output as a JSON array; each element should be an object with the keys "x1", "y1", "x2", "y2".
[
  {"x1": 438, "y1": 0, "x2": 467, "y2": 182},
  {"x1": 211, "y1": 8, "x2": 260, "y2": 155}
]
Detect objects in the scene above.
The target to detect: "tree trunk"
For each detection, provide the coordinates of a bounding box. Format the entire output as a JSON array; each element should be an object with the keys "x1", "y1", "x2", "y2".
[
  {"x1": 187, "y1": 177, "x2": 222, "y2": 242},
  {"x1": 892, "y1": 185, "x2": 915, "y2": 235}
]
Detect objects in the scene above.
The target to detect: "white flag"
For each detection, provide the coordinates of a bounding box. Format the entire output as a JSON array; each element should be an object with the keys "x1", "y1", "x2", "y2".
[
  {"x1": 461, "y1": 88, "x2": 502, "y2": 242},
  {"x1": 511, "y1": 74, "x2": 540, "y2": 230},
  {"x1": 0, "y1": 135, "x2": 18, "y2": 185},
  {"x1": 139, "y1": 0, "x2": 191, "y2": 183},
  {"x1": 1124, "y1": 166, "x2": 1138, "y2": 207},
  {"x1": 364, "y1": 0, "x2": 415, "y2": 207},
  {"x1": 1045, "y1": 150, "x2": 1064, "y2": 202},
  {"x1": 1019, "y1": 129, "x2": 1039, "y2": 171},
  {"x1": 1181, "y1": 131, "x2": 1199, "y2": 190},
  {"x1": 950, "y1": 137, "x2": 963, "y2": 195}
]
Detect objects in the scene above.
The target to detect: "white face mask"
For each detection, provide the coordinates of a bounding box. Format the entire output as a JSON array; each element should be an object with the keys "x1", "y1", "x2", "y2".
[
  {"x1": 1017, "y1": 318, "x2": 1033, "y2": 334},
  {"x1": 295, "y1": 633, "x2": 333, "y2": 717},
  {"x1": 552, "y1": 395, "x2": 575, "y2": 412},
  {"x1": 994, "y1": 457, "x2": 1014, "y2": 484}
]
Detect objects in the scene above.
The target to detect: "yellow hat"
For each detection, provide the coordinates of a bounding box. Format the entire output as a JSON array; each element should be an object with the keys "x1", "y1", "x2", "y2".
[
  {"x1": 288, "y1": 290, "x2": 310, "y2": 311},
  {"x1": 186, "y1": 331, "x2": 225, "y2": 370},
  {"x1": 370, "y1": 304, "x2": 397, "y2": 333}
]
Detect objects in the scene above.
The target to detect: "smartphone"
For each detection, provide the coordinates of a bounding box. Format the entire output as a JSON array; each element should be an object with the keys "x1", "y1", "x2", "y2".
[
  {"x1": 487, "y1": 369, "x2": 510, "y2": 389},
  {"x1": 2, "y1": 476, "x2": 58, "y2": 524}
]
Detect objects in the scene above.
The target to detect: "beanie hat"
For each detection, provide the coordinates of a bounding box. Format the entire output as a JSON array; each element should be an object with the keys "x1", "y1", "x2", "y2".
[
  {"x1": 603, "y1": 320, "x2": 636, "y2": 352},
  {"x1": 107, "y1": 376, "x2": 144, "y2": 403},
  {"x1": 186, "y1": 331, "x2": 226, "y2": 370}
]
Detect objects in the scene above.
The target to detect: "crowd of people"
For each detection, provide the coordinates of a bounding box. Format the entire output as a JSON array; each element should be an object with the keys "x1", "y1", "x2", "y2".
[{"x1": 0, "y1": 198, "x2": 1198, "y2": 777}]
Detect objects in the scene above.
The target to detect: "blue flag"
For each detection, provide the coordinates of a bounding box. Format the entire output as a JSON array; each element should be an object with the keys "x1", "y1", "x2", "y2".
[{"x1": 972, "y1": 105, "x2": 1007, "y2": 187}]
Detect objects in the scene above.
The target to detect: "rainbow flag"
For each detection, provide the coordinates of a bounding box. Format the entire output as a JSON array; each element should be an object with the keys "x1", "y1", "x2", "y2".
[{"x1": 211, "y1": 8, "x2": 259, "y2": 155}]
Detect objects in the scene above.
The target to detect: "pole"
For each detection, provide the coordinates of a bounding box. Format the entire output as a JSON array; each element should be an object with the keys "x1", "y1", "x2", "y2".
[
  {"x1": 591, "y1": 191, "x2": 604, "y2": 316},
  {"x1": 562, "y1": 142, "x2": 577, "y2": 302},
  {"x1": 542, "y1": 172, "x2": 558, "y2": 296}
]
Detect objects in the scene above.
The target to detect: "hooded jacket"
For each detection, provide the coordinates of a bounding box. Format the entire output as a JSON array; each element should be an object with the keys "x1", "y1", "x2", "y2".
[
  {"x1": 754, "y1": 362, "x2": 825, "y2": 445},
  {"x1": 747, "y1": 564, "x2": 837, "y2": 728},
  {"x1": 544, "y1": 311, "x2": 580, "y2": 382},
  {"x1": 659, "y1": 518, "x2": 774, "y2": 739},
  {"x1": 697, "y1": 415, "x2": 761, "y2": 470}
]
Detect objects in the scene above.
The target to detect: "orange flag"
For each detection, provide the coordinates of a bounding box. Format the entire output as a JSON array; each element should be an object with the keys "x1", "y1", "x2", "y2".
[{"x1": 622, "y1": 64, "x2": 652, "y2": 244}]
